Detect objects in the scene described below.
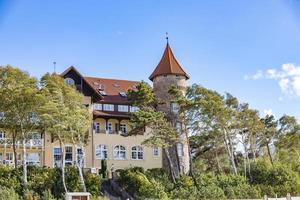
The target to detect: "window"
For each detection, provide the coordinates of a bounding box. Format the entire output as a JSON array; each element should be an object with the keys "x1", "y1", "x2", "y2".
[
  {"x1": 120, "y1": 124, "x2": 127, "y2": 134},
  {"x1": 94, "y1": 104, "x2": 102, "y2": 110},
  {"x1": 0, "y1": 153, "x2": 2, "y2": 162},
  {"x1": 53, "y1": 147, "x2": 62, "y2": 167},
  {"x1": 130, "y1": 106, "x2": 139, "y2": 112},
  {"x1": 153, "y1": 146, "x2": 159, "y2": 156},
  {"x1": 103, "y1": 104, "x2": 114, "y2": 111},
  {"x1": 114, "y1": 145, "x2": 126, "y2": 160},
  {"x1": 65, "y1": 146, "x2": 73, "y2": 165},
  {"x1": 5, "y1": 153, "x2": 13, "y2": 165},
  {"x1": 177, "y1": 143, "x2": 184, "y2": 157},
  {"x1": 95, "y1": 145, "x2": 107, "y2": 159},
  {"x1": 99, "y1": 91, "x2": 107, "y2": 96},
  {"x1": 171, "y1": 102, "x2": 180, "y2": 113},
  {"x1": 176, "y1": 122, "x2": 182, "y2": 133},
  {"x1": 0, "y1": 131, "x2": 5, "y2": 139},
  {"x1": 95, "y1": 122, "x2": 100, "y2": 133},
  {"x1": 107, "y1": 123, "x2": 113, "y2": 133},
  {"x1": 132, "y1": 146, "x2": 143, "y2": 160},
  {"x1": 27, "y1": 153, "x2": 40, "y2": 166},
  {"x1": 119, "y1": 92, "x2": 127, "y2": 97},
  {"x1": 76, "y1": 148, "x2": 84, "y2": 166},
  {"x1": 64, "y1": 78, "x2": 75, "y2": 86},
  {"x1": 118, "y1": 105, "x2": 128, "y2": 112}
]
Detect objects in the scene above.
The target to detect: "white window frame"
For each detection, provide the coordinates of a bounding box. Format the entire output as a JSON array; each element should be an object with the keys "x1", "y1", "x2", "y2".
[
  {"x1": 130, "y1": 106, "x2": 139, "y2": 112},
  {"x1": 95, "y1": 144, "x2": 108, "y2": 160},
  {"x1": 107, "y1": 122, "x2": 113, "y2": 133},
  {"x1": 76, "y1": 147, "x2": 85, "y2": 167},
  {"x1": 119, "y1": 124, "x2": 127, "y2": 134},
  {"x1": 113, "y1": 145, "x2": 126, "y2": 160},
  {"x1": 26, "y1": 153, "x2": 40, "y2": 166},
  {"x1": 53, "y1": 147, "x2": 62, "y2": 168},
  {"x1": 95, "y1": 122, "x2": 100, "y2": 133},
  {"x1": 65, "y1": 78, "x2": 75, "y2": 86},
  {"x1": 103, "y1": 104, "x2": 114, "y2": 111},
  {"x1": 131, "y1": 146, "x2": 144, "y2": 160},
  {"x1": 177, "y1": 143, "x2": 184, "y2": 157},
  {"x1": 176, "y1": 122, "x2": 182, "y2": 133},
  {"x1": 153, "y1": 146, "x2": 159, "y2": 157},
  {"x1": 94, "y1": 103, "x2": 102, "y2": 110},
  {"x1": 118, "y1": 105, "x2": 129, "y2": 112},
  {"x1": 65, "y1": 146, "x2": 73, "y2": 165},
  {"x1": 0, "y1": 131, "x2": 5, "y2": 139}
]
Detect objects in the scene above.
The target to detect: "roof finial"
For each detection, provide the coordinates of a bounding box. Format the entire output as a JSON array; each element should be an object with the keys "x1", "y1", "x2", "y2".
[{"x1": 165, "y1": 32, "x2": 169, "y2": 44}]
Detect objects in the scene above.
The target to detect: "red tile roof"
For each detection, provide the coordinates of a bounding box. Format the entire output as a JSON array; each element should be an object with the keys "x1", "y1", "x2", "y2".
[
  {"x1": 149, "y1": 43, "x2": 189, "y2": 81},
  {"x1": 84, "y1": 76, "x2": 139, "y2": 104}
]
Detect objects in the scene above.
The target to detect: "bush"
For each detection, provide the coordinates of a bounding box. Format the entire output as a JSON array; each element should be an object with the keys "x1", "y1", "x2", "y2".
[
  {"x1": 118, "y1": 168, "x2": 168, "y2": 199},
  {"x1": 85, "y1": 173, "x2": 101, "y2": 196},
  {"x1": 0, "y1": 187, "x2": 19, "y2": 200},
  {"x1": 250, "y1": 160, "x2": 300, "y2": 196}
]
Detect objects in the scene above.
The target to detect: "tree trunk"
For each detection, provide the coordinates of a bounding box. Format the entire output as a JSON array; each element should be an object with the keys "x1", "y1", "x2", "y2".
[
  {"x1": 164, "y1": 148, "x2": 176, "y2": 183},
  {"x1": 22, "y1": 138, "x2": 28, "y2": 190},
  {"x1": 188, "y1": 145, "x2": 200, "y2": 191},
  {"x1": 76, "y1": 145, "x2": 86, "y2": 192},
  {"x1": 12, "y1": 131, "x2": 17, "y2": 168},
  {"x1": 266, "y1": 142, "x2": 274, "y2": 166},
  {"x1": 60, "y1": 141, "x2": 68, "y2": 193},
  {"x1": 223, "y1": 131, "x2": 237, "y2": 174}
]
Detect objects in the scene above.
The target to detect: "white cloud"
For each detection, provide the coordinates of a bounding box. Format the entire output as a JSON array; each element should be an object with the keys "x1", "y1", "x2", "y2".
[
  {"x1": 263, "y1": 109, "x2": 273, "y2": 116},
  {"x1": 245, "y1": 63, "x2": 300, "y2": 98}
]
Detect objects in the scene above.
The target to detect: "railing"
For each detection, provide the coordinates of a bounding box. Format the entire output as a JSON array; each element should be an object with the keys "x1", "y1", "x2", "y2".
[
  {"x1": 0, "y1": 138, "x2": 43, "y2": 147},
  {"x1": 94, "y1": 130, "x2": 129, "y2": 135}
]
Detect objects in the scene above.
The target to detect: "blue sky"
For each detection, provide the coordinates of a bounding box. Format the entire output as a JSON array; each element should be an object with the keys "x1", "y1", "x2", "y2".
[{"x1": 1, "y1": 0, "x2": 300, "y2": 120}]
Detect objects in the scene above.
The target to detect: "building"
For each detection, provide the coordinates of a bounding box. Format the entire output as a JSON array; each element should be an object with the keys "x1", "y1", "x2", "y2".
[{"x1": 0, "y1": 41, "x2": 190, "y2": 174}]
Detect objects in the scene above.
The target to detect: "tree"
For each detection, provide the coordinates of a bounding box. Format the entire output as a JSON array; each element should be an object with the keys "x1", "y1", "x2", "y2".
[
  {"x1": 68, "y1": 106, "x2": 92, "y2": 192},
  {"x1": 128, "y1": 81, "x2": 180, "y2": 183},
  {"x1": 0, "y1": 65, "x2": 42, "y2": 190},
  {"x1": 185, "y1": 84, "x2": 238, "y2": 175},
  {"x1": 39, "y1": 73, "x2": 85, "y2": 193},
  {"x1": 260, "y1": 115, "x2": 278, "y2": 165}
]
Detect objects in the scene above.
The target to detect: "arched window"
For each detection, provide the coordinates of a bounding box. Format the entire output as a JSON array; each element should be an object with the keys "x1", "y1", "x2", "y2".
[
  {"x1": 95, "y1": 145, "x2": 107, "y2": 159},
  {"x1": 114, "y1": 145, "x2": 126, "y2": 160},
  {"x1": 132, "y1": 146, "x2": 143, "y2": 160},
  {"x1": 177, "y1": 143, "x2": 184, "y2": 157},
  {"x1": 64, "y1": 78, "x2": 75, "y2": 86}
]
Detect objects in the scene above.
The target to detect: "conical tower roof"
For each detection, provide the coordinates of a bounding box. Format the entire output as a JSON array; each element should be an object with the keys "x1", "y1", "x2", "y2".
[{"x1": 149, "y1": 42, "x2": 189, "y2": 81}]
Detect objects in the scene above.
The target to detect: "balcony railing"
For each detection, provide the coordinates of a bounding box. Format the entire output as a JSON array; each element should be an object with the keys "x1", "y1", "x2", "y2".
[{"x1": 0, "y1": 138, "x2": 43, "y2": 147}]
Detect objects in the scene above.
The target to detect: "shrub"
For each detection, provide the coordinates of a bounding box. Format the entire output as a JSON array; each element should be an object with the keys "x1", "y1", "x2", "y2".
[
  {"x1": 100, "y1": 159, "x2": 108, "y2": 179},
  {"x1": 85, "y1": 173, "x2": 101, "y2": 196},
  {"x1": 0, "y1": 187, "x2": 19, "y2": 200}
]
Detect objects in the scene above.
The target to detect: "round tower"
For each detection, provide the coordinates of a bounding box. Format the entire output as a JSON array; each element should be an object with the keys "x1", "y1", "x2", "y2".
[{"x1": 149, "y1": 41, "x2": 190, "y2": 175}]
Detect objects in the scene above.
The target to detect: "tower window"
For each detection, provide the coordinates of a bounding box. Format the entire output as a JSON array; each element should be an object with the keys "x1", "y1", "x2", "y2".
[
  {"x1": 64, "y1": 78, "x2": 75, "y2": 86},
  {"x1": 177, "y1": 143, "x2": 184, "y2": 157},
  {"x1": 153, "y1": 146, "x2": 159, "y2": 156}
]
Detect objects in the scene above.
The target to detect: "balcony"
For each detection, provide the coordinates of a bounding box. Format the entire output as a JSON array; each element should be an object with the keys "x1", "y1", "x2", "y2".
[{"x1": 0, "y1": 138, "x2": 43, "y2": 148}]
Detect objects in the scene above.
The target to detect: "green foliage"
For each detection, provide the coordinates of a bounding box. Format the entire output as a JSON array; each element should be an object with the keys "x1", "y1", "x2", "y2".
[
  {"x1": 0, "y1": 187, "x2": 19, "y2": 200},
  {"x1": 250, "y1": 160, "x2": 300, "y2": 196},
  {"x1": 118, "y1": 168, "x2": 168, "y2": 199},
  {"x1": 100, "y1": 159, "x2": 108, "y2": 178},
  {"x1": 85, "y1": 173, "x2": 101, "y2": 196}
]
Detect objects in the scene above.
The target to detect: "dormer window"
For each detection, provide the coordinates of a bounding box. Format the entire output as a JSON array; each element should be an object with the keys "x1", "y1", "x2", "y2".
[
  {"x1": 64, "y1": 78, "x2": 75, "y2": 86},
  {"x1": 99, "y1": 91, "x2": 107, "y2": 96},
  {"x1": 98, "y1": 84, "x2": 105, "y2": 90},
  {"x1": 119, "y1": 92, "x2": 127, "y2": 97}
]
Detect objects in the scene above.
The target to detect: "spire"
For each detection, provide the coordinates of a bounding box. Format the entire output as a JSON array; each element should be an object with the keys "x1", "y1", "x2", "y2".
[{"x1": 149, "y1": 40, "x2": 189, "y2": 81}]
